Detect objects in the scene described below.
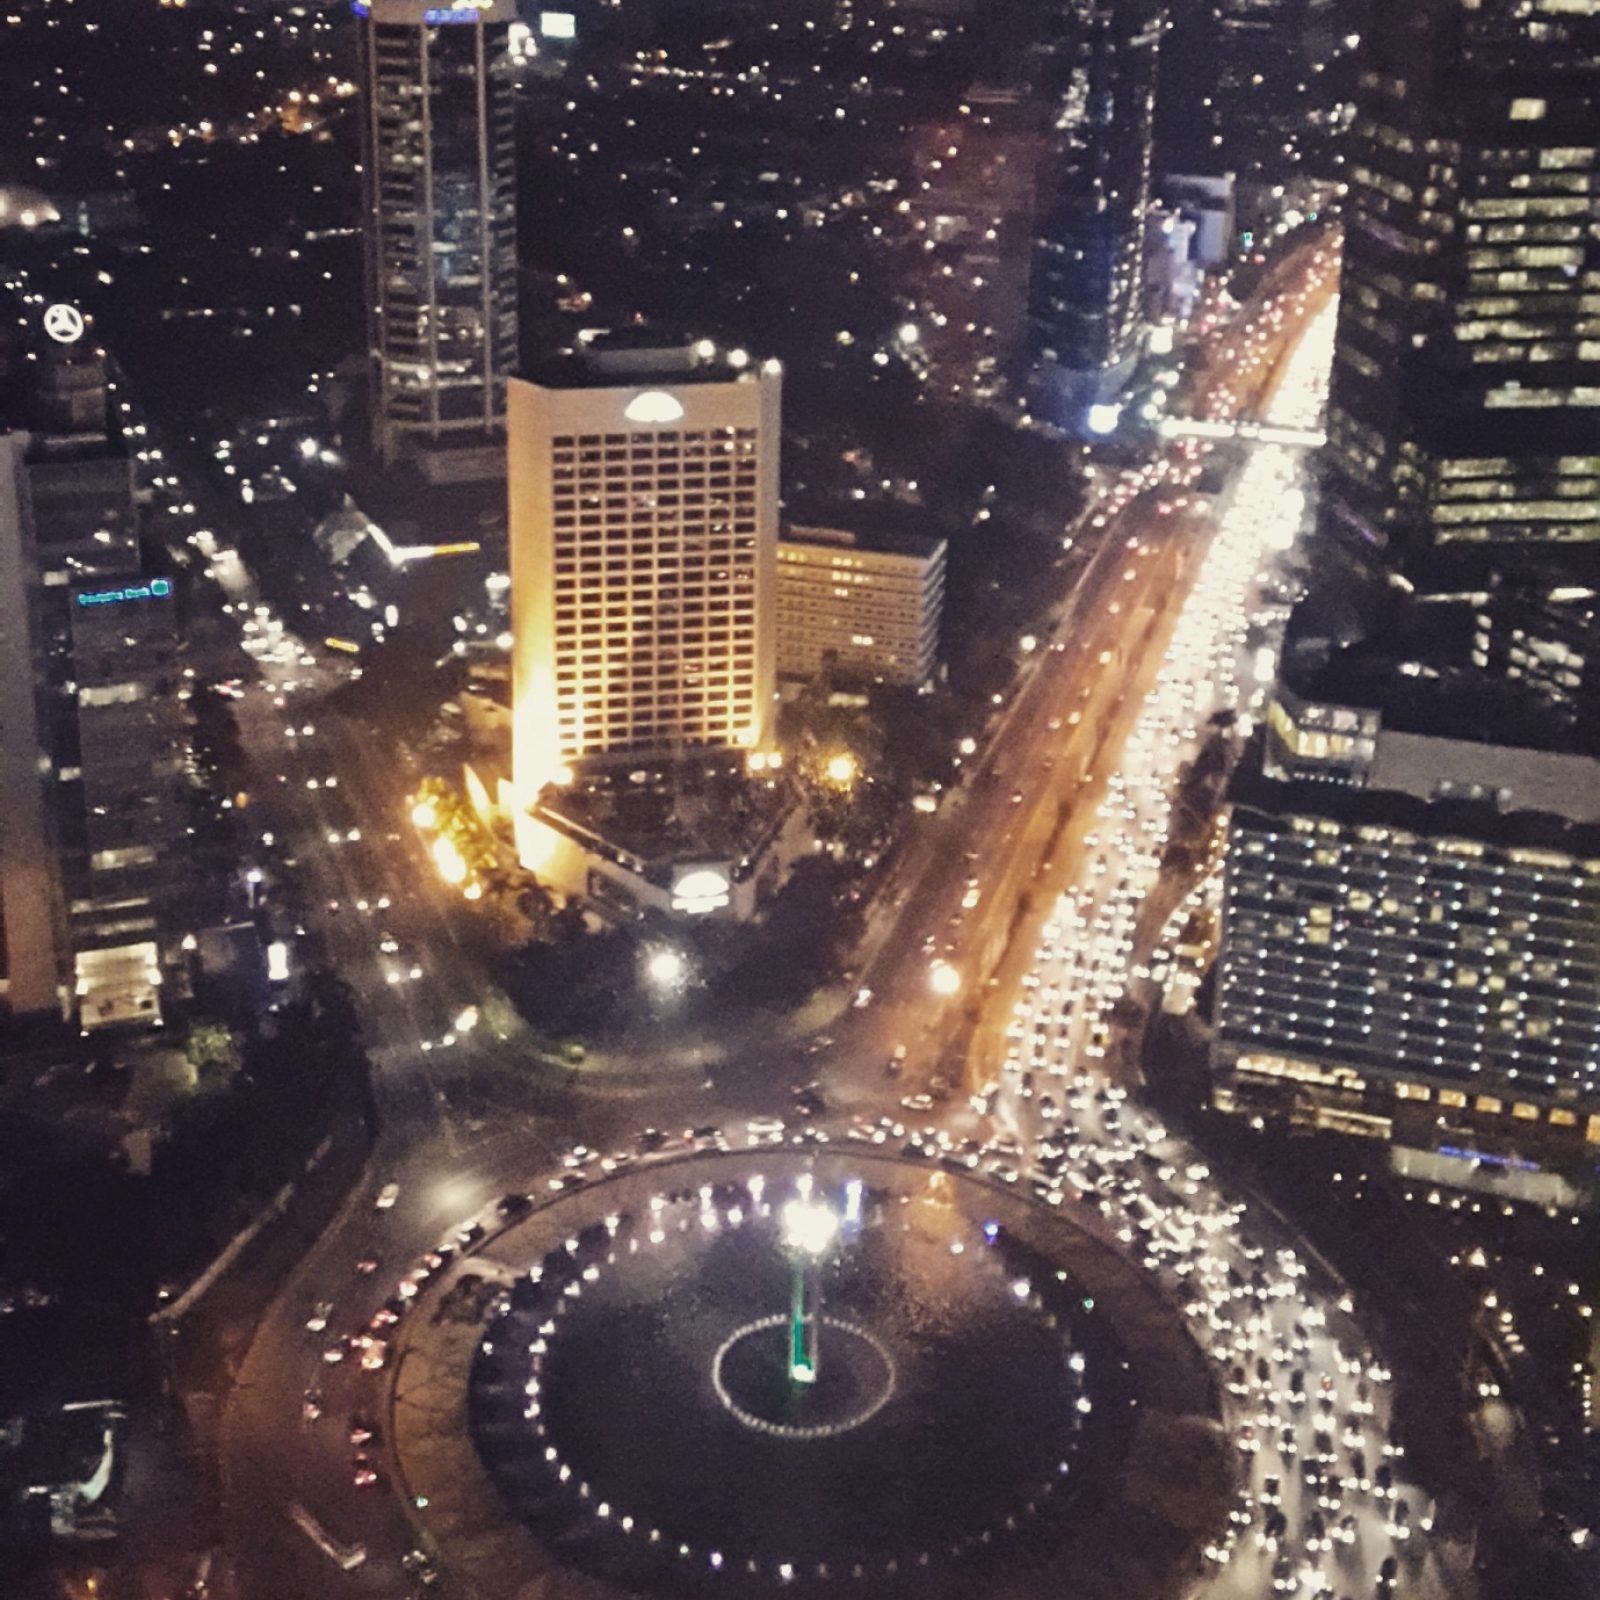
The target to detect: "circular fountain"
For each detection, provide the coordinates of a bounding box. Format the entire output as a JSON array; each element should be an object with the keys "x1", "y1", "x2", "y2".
[{"x1": 390, "y1": 1150, "x2": 1229, "y2": 1600}]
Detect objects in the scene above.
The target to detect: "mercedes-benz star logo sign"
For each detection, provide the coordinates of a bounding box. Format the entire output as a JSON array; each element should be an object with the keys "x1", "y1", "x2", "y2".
[{"x1": 43, "y1": 303, "x2": 85, "y2": 344}]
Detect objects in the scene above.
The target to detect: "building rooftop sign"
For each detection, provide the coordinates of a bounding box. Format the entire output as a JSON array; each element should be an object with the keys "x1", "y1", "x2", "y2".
[{"x1": 75, "y1": 578, "x2": 171, "y2": 608}]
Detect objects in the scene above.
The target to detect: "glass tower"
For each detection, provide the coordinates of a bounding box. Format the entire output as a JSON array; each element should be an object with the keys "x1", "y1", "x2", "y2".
[
  {"x1": 1319, "y1": 0, "x2": 1600, "y2": 595},
  {"x1": 357, "y1": 0, "x2": 519, "y2": 472},
  {"x1": 1026, "y1": 0, "x2": 1164, "y2": 421}
]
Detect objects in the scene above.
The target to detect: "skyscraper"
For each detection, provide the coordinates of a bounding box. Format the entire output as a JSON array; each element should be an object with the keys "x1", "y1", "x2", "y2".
[
  {"x1": 507, "y1": 338, "x2": 780, "y2": 806},
  {"x1": 1318, "y1": 0, "x2": 1600, "y2": 599},
  {"x1": 356, "y1": 0, "x2": 518, "y2": 481},
  {"x1": 1026, "y1": 0, "x2": 1164, "y2": 428}
]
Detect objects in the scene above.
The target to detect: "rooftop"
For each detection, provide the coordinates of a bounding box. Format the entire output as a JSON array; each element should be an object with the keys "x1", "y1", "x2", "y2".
[
  {"x1": 1231, "y1": 730, "x2": 1600, "y2": 859},
  {"x1": 1278, "y1": 578, "x2": 1594, "y2": 757},
  {"x1": 785, "y1": 503, "x2": 946, "y2": 563},
  {"x1": 519, "y1": 334, "x2": 777, "y2": 392}
]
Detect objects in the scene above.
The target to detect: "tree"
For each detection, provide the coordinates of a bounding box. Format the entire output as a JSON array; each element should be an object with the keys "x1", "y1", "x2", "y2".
[{"x1": 184, "y1": 1021, "x2": 242, "y2": 1086}]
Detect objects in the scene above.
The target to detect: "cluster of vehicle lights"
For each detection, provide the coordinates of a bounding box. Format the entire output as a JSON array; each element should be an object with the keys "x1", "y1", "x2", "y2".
[{"x1": 982, "y1": 276, "x2": 1447, "y2": 1595}]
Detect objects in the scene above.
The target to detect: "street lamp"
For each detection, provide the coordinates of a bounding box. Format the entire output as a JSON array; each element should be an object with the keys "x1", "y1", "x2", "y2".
[
  {"x1": 781, "y1": 1196, "x2": 838, "y2": 1384},
  {"x1": 928, "y1": 959, "x2": 961, "y2": 997},
  {"x1": 824, "y1": 751, "x2": 858, "y2": 787},
  {"x1": 644, "y1": 946, "x2": 688, "y2": 992},
  {"x1": 431, "y1": 835, "x2": 468, "y2": 885}
]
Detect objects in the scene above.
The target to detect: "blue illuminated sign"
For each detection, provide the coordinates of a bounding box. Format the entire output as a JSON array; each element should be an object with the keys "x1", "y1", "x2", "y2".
[
  {"x1": 1438, "y1": 1144, "x2": 1538, "y2": 1174},
  {"x1": 76, "y1": 579, "x2": 171, "y2": 608},
  {"x1": 351, "y1": 1, "x2": 490, "y2": 17}
]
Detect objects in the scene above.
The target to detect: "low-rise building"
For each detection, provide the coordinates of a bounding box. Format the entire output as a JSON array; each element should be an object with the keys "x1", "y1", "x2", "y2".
[{"x1": 777, "y1": 519, "x2": 946, "y2": 689}]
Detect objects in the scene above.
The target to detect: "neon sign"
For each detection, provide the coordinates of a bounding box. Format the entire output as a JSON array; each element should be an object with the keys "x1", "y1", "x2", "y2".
[
  {"x1": 76, "y1": 578, "x2": 171, "y2": 608},
  {"x1": 352, "y1": 1, "x2": 494, "y2": 18}
]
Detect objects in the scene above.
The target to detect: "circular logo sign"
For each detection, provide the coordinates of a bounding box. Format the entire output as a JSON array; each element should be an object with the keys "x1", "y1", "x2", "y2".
[{"x1": 43, "y1": 303, "x2": 85, "y2": 344}]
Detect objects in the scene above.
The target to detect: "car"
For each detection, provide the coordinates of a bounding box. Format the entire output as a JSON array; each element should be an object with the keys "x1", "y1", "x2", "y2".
[
  {"x1": 349, "y1": 1417, "x2": 377, "y2": 1446},
  {"x1": 900, "y1": 1093, "x2": 935, "y2": 1113},
  {"x1": 792, "y1": 1087, "x2": 826, "y2": 1118},
  {"x1": 355, "y1": 1256, "x2": 380, "y2": 1276},
  {"x1": 305, "y1": 1300, "x2": 333, "y2": 1334},
  {"x1": 375, "y1": 1182, "x2": 400, "y2": 1211},
  {"x1": 746, "y1": 1116, "x2": 786, "y2": 1144},
  {"x1": 352, "y1": 1454, "x2": 381, "y2": 1488}
]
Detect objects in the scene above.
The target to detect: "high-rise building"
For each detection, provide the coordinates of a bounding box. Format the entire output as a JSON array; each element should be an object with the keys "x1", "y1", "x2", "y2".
[
  {"x1": 356, "y1": 0, "x2": 518, "y2": 481},
  {"x1": 507, "y1": 338, "x2": 780, "y2": 804},
  {"x1": 777, "y1": 520, "x2": 947, "y2": 688},
  {"x1": 1215, "y1": 683, "x2": 1600, "y2": 1161},
  {"x1": 1026, "y1": 0, "x2": 1164, "y2": 427},
  {"x1": 1318, "y1": 0, "x2": 1600, "y2": 599}
]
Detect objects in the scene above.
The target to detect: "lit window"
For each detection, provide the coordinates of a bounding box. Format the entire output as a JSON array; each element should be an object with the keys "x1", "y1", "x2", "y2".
[{"x1": 1509, "y1": 98, "x2": 1547, "y2": 121}]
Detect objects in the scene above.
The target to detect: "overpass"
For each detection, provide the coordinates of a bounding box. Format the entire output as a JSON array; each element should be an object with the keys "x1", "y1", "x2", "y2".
[{"x1": 1158, "y1": 415, "x2": 1325, "y2": 448}]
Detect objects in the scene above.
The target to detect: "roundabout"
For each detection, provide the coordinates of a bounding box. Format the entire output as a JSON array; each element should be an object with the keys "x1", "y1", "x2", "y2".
[{"x1": 384, "y1": 1149, "x2": 1233, "y2": 1599}]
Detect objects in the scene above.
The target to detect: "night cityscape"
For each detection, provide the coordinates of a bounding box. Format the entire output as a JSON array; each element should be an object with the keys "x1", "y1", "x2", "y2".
[{"x1": 1, "y1": 0, "x2": 1598, "y2": 1597}]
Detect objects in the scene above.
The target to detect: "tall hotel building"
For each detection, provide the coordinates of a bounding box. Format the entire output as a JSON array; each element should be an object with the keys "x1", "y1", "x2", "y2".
[
  {"x1": 356, "y1": 0, "x2": 518, "y2": 480},
  {"x1": 1319, "y1": 0, "x2": 1600, "y2": 598},
  {"x1": 507, "y1": 339, "x2": 780, "y2": 806},
  {"x1": 1027, "y1": 0, "x2": 1164, "y2": 427}
]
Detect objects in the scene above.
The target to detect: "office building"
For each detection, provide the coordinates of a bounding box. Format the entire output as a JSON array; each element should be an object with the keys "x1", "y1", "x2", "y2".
[
  {"x1": 777, "y1": 520, "x2": 946, "y2": 688},
  {"x1": 66, "y1": 575, "x2": 184, "y2": 1030},
  {"x1": 1026, "y1": 0, "x2": 1164, "y2": 428},
  {"x1": 506, "y1": 337, "x2": 780, "y2": 804},
  {"x1": 1218, "y1": 730, "x2": 1600, "y2": 1159},
  {"x1": 1319, "y1": 0, "x2": 1600, "y2": 599},
  {"x1": 356, "y1": 0, "x2": 518, "y2": 481}
]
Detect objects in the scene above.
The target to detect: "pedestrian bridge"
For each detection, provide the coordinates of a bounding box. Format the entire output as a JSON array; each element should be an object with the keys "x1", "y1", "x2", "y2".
[{"x1": 1158, "y1": 416, "x2": 1325, "y2": 448}]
